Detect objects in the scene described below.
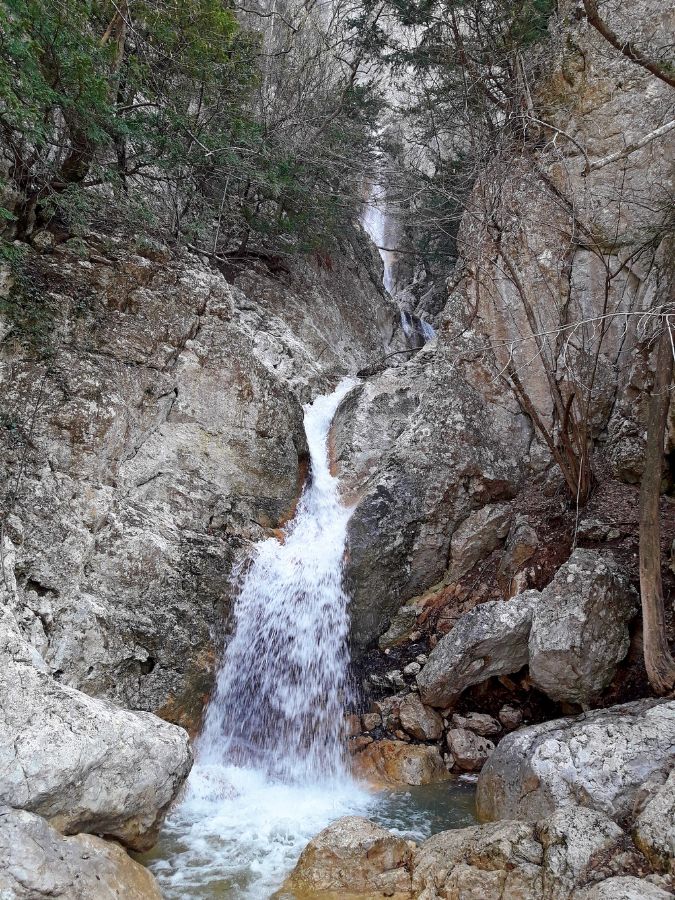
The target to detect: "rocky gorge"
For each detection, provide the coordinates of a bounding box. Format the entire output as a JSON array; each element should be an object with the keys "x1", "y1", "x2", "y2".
[{"x1": 1, "y1": 0, "x2": 675, "y2": 897}]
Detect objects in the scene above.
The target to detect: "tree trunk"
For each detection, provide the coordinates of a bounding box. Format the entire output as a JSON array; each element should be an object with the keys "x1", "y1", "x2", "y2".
[{"x1": 639, "y1": 322, "x2": 675, "y2": 694}]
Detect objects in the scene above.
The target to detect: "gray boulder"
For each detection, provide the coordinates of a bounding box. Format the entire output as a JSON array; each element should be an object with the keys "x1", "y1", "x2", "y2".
[
  {"x1": 447, "y1": 728, "x2": 495, "y2": 772},
  {"x1": 576, "y1": 876, "x2": 674, "y2": 899},
  {"x1": 633, "y1": 770, "x2": 675, "y2": 873},
  {"x1": 529, "y1": 550, "x2": 638, "y2": 705},
  {"x1": 417, "y1": 592, "x2": 539, "y2": 707},
  {"x1": 0, "y1": 806, "x2": 162, "y2": 899},
  {"x1": 0, "y1": 613, "x2": 191, "y2": 851},
  {"x1": 476, "y1": 699, "x2": 675, "y2": 823},
  {"x1": 399, "y1": 694, "x2": 444, "y2": 741}
]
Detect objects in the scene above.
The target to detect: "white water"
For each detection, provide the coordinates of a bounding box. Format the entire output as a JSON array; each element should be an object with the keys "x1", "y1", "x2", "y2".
[
  {"x1": 144, "y1": 378, "x2": 473, "y2": 898},
  {"x1": 148, "y1": 378, "x2": 368, "y2": 898},
  {"x1": 361, "y1": 181, "x2": 396, "y2": 294}
]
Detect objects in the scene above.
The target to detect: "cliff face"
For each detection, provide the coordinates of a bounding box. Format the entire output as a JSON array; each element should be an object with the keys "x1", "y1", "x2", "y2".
[
  {"x1": 0, "y1": 230, "x2": 401, "y2": 731},
  {"x1": 0, "y1": 0, "x2": 671, "y2": 735},
  {"x1": 337, "y1": 0, "x2": 674, "y2": 657}
]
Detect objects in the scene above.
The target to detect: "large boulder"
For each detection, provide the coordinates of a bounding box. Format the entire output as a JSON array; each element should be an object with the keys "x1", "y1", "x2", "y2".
[
  {"x1": 417, "y1": 593, "x2": 539, "y2": 707},
  {"x1": 352, "y1": 739, "x2": 449, "y2": 786},
  {"x1": 0, "y1": 806, "x2": 162, "y2": 899},
  {"x1": 0, "y1": 614, "x2": 192, "y2": 851},
  {"x1": 280, "y1": 816, "x2": 413, "y2": 899},
  {"x1": 476, "y1": 700, "x2": 675, "y2": 824},
  {"x1": 411, "y1": 807, "x2": 625, "y2": 900},
  {"x1": 528, "y1": 550, "x2": 638, "y2": 705},
  {"x1": 633, "y1": 770, "x2": 675, "y2": 873}
]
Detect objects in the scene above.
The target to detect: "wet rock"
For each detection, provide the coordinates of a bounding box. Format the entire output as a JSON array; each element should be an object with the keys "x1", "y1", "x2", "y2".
[
  {"x1": 448, "y1": 502, "x2": 513, "y2": 580},
  {"x1": 446, "y1": 728, "x2": 495, "y2": 773},
  {"x1": 281, "y1": 815, "x2": 413, "y2": 898},
  {"x1": 0, "y1": 806, "x2": 162, "y2": 899},
  {"x1": 403, "y1": 661, "x2": 421, "y2": 676},
  {"x1": 361, "y1": 712, "x2": 381, "y2": 732},
  {"x1": 0, "y1": 613, "x2": 192, "y2": 851},
  {"x1": 379, "y1": 604, "x2": 419, "y2": 649},
  {"x1": 498, "y1": 704, "x2": 523, "y2": 730},
  {"x1": 451, "y1": 712, "x2": 501, "y2": 736},
  {"x1": 528, "y1": 550, "x2": 638, "y2": 705},
  {"x1": 345, "y1": 713, "x2": 361, "y2": 737},
  {"x1": 399, "y1": 694, "x2": 444, "y2": 741},
  {"x1": 633, "y1": 770, "x2": 675, "y2": 873},
  {"x1": 352, "y1": 739, "x2": 450, "y2": 786},
  {"x1": 476, "y1": 699, "x2": 675, "y2": 823},
  {"x1": 417, "y1": 592, "x2": 539, "y2": 707}
]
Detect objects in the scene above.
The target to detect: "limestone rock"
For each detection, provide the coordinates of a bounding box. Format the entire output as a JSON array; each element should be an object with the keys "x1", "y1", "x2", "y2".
[
  {"x1": 0, "y1": 806, "x2": 162, "y2": 899},
  {"x1": 0, "y1": 238, "x2": 398, "y2": 724},
  {"x1": 576, "y1": 876, "x2": 674, "y2": 899},
  {"x1": 411, "y1": 820, "x2": 544, "y2": 900},
  {"x1": 352, "y1": 739, "x2": 449, "y2": 786},
  {"x1": 334, "y1": 335, "x2": 531, "y2": 653},
  {"x1": 476, "y1": 699, "x2": 675, "y2": 823},
  {"x1": 399, "y1": 694, "x2": 444, "y2": 741},
  {"x1": 446, "y1": 728, "x2": 495, "y2": 773},
  {"x1": 528, "y1": 550, "x2": 638, "y2": 705},
  {"x1": 633, "y1": 770, "x2": 675, "y2": 872},
  {"x1": 499, "y1": 705, "x2": 523, "y2": 730},
  {"x1": 378, "y1": 605, "x2": 419, "y2": 649},
  {"x1": 417, "y1": 593, "x2": 539, "y2": 707},
  {"x1": 0, "y1": 614, "x2": 192, "y2": 851},
  {"x1": 281, "y1": 816, "x2": 413, "y2": 899},
  {"x1": 448, "y1": 502, "x2": 513, "y2": 580},
  {"x1": 451, "y1": 712, "x2": 501, "y2": 736},
  {"x1": 498, "y1": 517, "x2": 540, "y2": 596}
]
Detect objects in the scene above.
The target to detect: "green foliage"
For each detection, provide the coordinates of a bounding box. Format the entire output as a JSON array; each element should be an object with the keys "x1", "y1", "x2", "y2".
[{"x1": 0, "y1": 0, "x2": 379, "y2": 256}]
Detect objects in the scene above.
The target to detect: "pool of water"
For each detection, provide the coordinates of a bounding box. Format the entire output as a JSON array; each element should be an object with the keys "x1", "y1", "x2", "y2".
[{"x1": 138, "y1": 763, "x2": 476, "y2": 900}]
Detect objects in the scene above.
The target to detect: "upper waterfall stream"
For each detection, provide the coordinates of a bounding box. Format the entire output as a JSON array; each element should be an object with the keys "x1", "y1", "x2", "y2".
[{"x1": 142, "y1": 379, "x2": 474, "y2": 899}]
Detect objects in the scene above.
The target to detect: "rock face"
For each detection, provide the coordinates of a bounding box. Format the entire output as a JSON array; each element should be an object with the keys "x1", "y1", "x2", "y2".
[
  {"x1": 417, "y1": 593, "x2": 539, "y2": 707},
  {"x1": 578, "y1": 876, "x2": 674, "y2": 899},
  {"x1": 334, "y1": 324, "x2": 532, "y2": 652},
  {"x1": 352, "y1": 739, "x2": 449, "y2": 786},
  {"x1": 281, "y1": 816, "x2": 413, "y2": 899},
  {"x1": 633, "y1": 770, "x2": 675, "y2": 873},
  {"x1": 476, "y1": 700, "x2": 675, "y2": 824},
  {"x1": 447, "y1": 503, "x2": 513, "y2": 580},
  {"x1": 0, "y1": 806, "x2": 162, "y2": 899},
  {"x1": 289, "y1": 807, "x2": 633, "y2": 900},
  {"x1": 528, "y1": 550, "x2": 638, "y2": 705},
  {"x1": 0, "y1": 236, "x2": 399, "y2": 725},
  {"x1": 0, "y1": 609, "x2": 191, "y2": 852}
]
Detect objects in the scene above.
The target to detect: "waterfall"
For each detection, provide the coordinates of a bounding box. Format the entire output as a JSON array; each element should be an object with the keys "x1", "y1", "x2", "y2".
[
  {"x1": 148, "y1": 378, "x2": 371, "y2": 899},
  {"x1": 361, "y1": 181, "x2": 396, "y2": 294},
  {"x1": 198, "y1": 377, "x2": 356, "y2": 782}
]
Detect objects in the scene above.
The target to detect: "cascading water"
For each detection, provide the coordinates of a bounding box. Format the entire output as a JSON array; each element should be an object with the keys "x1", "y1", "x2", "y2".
[
  {"x1": 144, "y1": 379, "x2": 475, "y2": 898},
  {"x1": 198, "y1": 377, "x2": 356, "y2": 782}
]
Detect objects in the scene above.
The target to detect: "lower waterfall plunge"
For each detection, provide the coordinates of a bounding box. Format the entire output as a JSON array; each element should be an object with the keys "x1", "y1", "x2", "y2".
[
  {"x1": 199, "y1": 377, "x2": 357, "y2": 782},
  {"x1": 144, "y1": 379, "x2": 474, "y2": 899}
]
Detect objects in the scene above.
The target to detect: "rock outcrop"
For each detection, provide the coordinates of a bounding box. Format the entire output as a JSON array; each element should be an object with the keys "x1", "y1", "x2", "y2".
[
  {"x1": 528, "y1": 551, "x2": 638, "y2": 705},
  {"x1": 285, "y1": 806, "x2": 653, "y2": 900},
  {"x1": 0, "y1": 609, "x2": 191, "y2": 852},
  {"x1": 280, "y1": 816, "x2": 413, "y2": 899},
  {"x1": 633, "y1": 770, "x2": 675, "y2": 873},
  {"x1": 0, "y1": 234, "x2": 399, "y2": 725},
  {"x1": 417, "y1": 592, "x2": 539, "y2": 707},
  {"x1": 476, "y1": 700, "x2": 675, "y2": 824},
  {"x1": 0, "y1": 806, "x2": 162, "y2": 899}
]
